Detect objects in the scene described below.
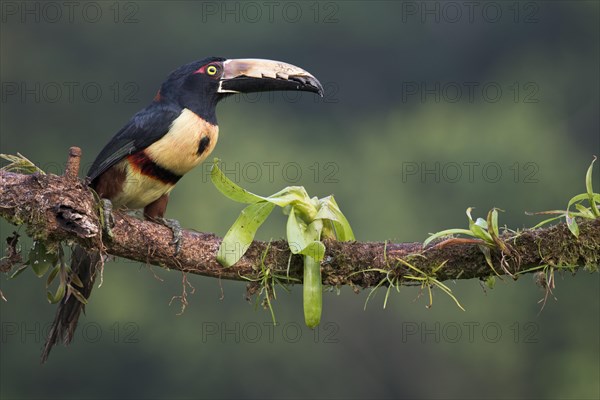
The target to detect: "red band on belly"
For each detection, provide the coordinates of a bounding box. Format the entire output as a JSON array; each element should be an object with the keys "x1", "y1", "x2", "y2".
[{"x1": 127, "y1": 151, "x2": 182, "y2": 185}]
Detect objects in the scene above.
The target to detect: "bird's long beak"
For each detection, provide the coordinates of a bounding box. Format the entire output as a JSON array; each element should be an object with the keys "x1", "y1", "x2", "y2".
[{"x1": 218, "y1": 58, "x2": 324, "y2": 97}]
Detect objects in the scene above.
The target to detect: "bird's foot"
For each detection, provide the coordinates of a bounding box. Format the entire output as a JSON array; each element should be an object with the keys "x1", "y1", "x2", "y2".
[
  {"x1": 100, "y1": 199, "x2": 115, "y2": 239},
  {"x1": 157, "y1": 218, "x2": 183, "y2": 255}
]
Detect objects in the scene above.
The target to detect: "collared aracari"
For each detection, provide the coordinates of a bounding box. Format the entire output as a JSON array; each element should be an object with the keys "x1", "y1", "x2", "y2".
[{"x1": 41, "y1": 57, "x2": 323, "y2": 362}]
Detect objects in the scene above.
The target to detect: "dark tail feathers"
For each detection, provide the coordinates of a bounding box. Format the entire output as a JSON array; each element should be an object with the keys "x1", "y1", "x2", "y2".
[{"x1": 41, "y1": 245, "x2": 101, "y2": 363}]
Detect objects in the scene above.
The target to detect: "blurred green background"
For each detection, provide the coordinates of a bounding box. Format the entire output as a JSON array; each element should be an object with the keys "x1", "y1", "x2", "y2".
[{"x1": 1, "y1": 1, "x2": 598, "y2": 399}]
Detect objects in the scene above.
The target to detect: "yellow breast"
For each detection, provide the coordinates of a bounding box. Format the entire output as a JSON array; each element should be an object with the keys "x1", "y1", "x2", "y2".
[{"x1": 145, "y1": 108, "x2": 219, "y2": 176}]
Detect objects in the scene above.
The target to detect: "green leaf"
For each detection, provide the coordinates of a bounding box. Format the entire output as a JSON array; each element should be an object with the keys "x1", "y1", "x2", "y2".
[
  {"x1": 287, "y1": 209, "x2": 325, "y2": 260},
  {"x1": 300, "y1": 241, "x2": 326, "y2": 262},
  {"x1": 423, "y1": 229, "x2": 476, "y2": 247},
  {"x1": 47, "y1": 283, "x2": 66, "y2": 304},
  {"x1": 430, "y1": 278, "x2": 466, "y2": 311},
  {"x1": 0, "y1": 153, "x2": 45, "y2": 174},
  {"x1": 69, "y1": 285, "x2": 88, "y2": 305},
  {"x1": 9, "y1": 264, "x2": 28, "y2": 279},
  {"x1": 303, "y1": 255, "x2": 322, "y2": 329},
  {"x1": 488, "y1": 208, "x2": 500, "y2": 237},
  {"x1": 567, "y1": 193, "x2": 591, "y2": 213},
  {"x1": 70, "y1": 271, "x2": 84, "y2": 288},
  {"x1": 211, "y1": 160, "x2": 317, "y2": 212},
  {"x1": 486, "y1": 208, "x2": 509, "y2": 253},
  {"x1": 479, "y1": 244, "x2": 501, "y2": 277},
  {"x1": 530, "y1": 214, "x2": 565, "y2": 229},
  {"x1": 46, "y1": 264, "x2": 60, "y2": 287},
  {"x1": 314, "y1": 199, "x2": 338, "y2": 221},
  {"x1": 263, "y1": 186, "x2": 319, "y2": 221},
  {"x1": 566, "y1": 214, "x2": 579, "y2": 237},
  {"x1": 484, "y1": 276, "x2": 496, "y2": 289},
  {"x1": 465, "y1": 208, "x2": 493, "y2": 243},
  {"x1": 469, "y1": 222, "x2": 493, "y2": 244},
  {"x1": 302, "y1": 219, "x2": 325, "y2": 261},
  {"x1": 28, "y1": 241, "x2": 57, "y2": 278},
  {"x1": 210, "y1": 159, "x2": 267, "y2": 204},
  {"x1": 585, "y1": 156, "x2": 599, "y2": 217},
  {"x1": 466, "y1": 207, "x2": 476, "y2": 225},
  {"x1": 575, "y1": 203, "x2": 596, "y2": 219},
  {"x1": 564, "y1": 174, "x2": 600, "y2": 233},
  {"x1": 287, "y1": 207, "x2": 310, "y2": 252},
  {"x1": 315, "y1": 196, "x2": 355, "y2": 241},
  {"x1": 474, "y1": 218, "x2": 488, "y2": 230},
  {"x1": 217, "y1": 202, "x2": 276, "y2": 267}
]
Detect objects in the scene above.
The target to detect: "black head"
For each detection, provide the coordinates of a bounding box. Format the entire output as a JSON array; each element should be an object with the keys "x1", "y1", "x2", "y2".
[{"x1": 156, "y1": 57, "x2": 324, "y2": 124}]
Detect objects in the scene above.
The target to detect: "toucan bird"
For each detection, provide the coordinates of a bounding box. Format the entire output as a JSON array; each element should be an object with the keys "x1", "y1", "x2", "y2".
[{"x1": 41, "y1": 57, "x2": 323, "y2": 362}]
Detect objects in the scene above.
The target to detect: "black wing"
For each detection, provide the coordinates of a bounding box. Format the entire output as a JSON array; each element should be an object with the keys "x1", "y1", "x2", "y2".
[{"x1": 87, "y1": 103, "x2": 182, "y2": 180}]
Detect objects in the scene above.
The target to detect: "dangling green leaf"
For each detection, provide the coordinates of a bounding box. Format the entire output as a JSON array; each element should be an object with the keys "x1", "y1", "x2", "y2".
[
  {"x1": 47, "y1": 282, "x2": 66, "y2": 304},
  {"x1": 46, "y1": 264, "x2": 61, "y2": 287},
  {"x1": 28, "y1": 241, "x2": 57, "y2": 278},
  {"x1": 484, "y1": 276, "x2": 496, "y2": 289},
  {"x1": 70, "y1": 271, "x2": 84, "y2": 288},
  {"x1": 217, "y1": 202, "x2": 276, "y2": 267},
  {"x1": 303, "y1": 255, "x2": 322, "y2": 329},
  {"x1": 69, "y1": 285, "x2": 88, "y2": 305}
]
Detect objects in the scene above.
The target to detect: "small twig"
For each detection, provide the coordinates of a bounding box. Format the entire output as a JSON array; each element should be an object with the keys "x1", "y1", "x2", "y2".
[{"x1": 64, "y1": 146, "x2": 82, "y2": 180}]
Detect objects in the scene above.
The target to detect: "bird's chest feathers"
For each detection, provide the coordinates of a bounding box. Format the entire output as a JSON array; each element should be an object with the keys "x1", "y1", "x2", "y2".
[{"x1": 145, "y1": 108, "x2": 219, "y2": 176}]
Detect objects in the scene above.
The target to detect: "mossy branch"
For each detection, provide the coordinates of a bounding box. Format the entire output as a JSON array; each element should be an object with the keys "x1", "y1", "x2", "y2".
[{"x1": 1, "y1": 148, "x2": 599, "y2": 292}]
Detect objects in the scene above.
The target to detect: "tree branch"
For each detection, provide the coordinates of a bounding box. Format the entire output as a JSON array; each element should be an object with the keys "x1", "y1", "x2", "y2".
[{"x1": 1, "y1": 148, "x2": 599, "y2": 291}]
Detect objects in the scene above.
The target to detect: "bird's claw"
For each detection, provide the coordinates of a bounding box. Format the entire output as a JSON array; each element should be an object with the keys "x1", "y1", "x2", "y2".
[
  {"x1": 158, "y1": 218, "x2": 183, "y2": 255},
  {"x1": 101, "y1": 199, "x2": 115, "y2": 239}
]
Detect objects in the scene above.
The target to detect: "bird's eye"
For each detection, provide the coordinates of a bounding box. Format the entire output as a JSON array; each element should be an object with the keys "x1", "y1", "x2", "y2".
[{"x1": 207, "y1": 65, "x2": 218, "y2": 76}]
